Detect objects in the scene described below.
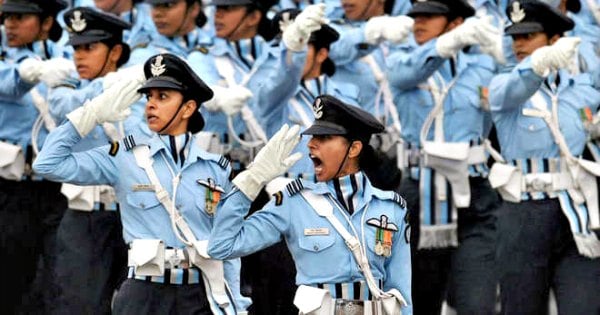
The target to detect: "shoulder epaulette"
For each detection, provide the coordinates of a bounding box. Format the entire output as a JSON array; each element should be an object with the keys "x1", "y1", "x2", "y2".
[
  {"x1": 392, "y1": 192, "x2": 407, "y2": 209},
  {"x1": 123, "y1": 135, "x2": 136, "y2": 151},
  {"x1": 285, "y1": 178, "x2": 304, "y2": 196},
  {"x1": 331, "y1": 19, "x2": 345, "y2": 25},
  {"x1": 217, "y1": 155, "x2": 230, "y2": 170}
]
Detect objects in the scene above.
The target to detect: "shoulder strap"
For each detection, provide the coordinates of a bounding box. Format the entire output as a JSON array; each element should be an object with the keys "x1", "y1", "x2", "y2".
[
  {"x1": 132, "y1": 145, "x2": 233, "y2": 312},
  {"x1": 299, "y1": 190, "x2": 407, "y2": 306}
]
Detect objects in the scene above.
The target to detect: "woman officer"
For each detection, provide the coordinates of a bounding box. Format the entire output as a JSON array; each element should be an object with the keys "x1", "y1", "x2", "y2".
[
  {"x1": 33, "y1": 53, "x2": 248, "y2": 314},
  {"x1": 208, "y1": 95, "x2": 412, "y2": 314},
  {"x1": 489, "y1": 0, "x2": 600, "y2": 313}
]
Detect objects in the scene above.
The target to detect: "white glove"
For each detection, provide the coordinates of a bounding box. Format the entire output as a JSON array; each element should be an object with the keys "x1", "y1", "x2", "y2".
[
  {"x1": 530, "y1": 37, "x2": 581, "y2": 77},
  {"x1": 233, "y1": 124, "x2": 302, "y2": 200},
  {"x1": 282, "y1": 3, "x2": 327, "y2": 52},
  {"x1": 435, "y1": 15, "x2": 502, "y2": 58},
  {"x1": 204, "y1": 85, "x2": 253, "y2": 116},
  {"x1": 103, "y1": 64, "x2": 145, "y2": 91},
  {"x1": 18, "y1": 57, "x2": 75, "y2": 86},
  {"x1": 364, "y1": 15, "x2": 414, "y2": 45},
  {"x1": 67, "y1": 77, "x2": 143, "y2": 137}
]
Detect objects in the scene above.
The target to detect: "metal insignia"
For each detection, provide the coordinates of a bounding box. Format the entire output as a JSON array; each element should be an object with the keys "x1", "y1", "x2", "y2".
[
  {"x1": 510, "y1": 2, "x2": 526, "y2": 23},
  {"x1": 150, "y1": 55, "x2": 166, "y2": 77},
  {"x1": 71, "y1": 10, "x2": 87, "y2": 32},
  {"x1": 313, "y1": 98, "x2": 323, "y2": 119}
]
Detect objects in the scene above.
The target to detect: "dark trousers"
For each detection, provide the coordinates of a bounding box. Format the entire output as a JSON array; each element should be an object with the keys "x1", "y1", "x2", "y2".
[
  {"x1": 113, "y1": 279, "x2": 214, "y2": 315},
  {"x1": 496, "y1": 198, "x2": 600, "y2": 315},
  {"x1": 399, "y1": 176, "x2": 500, "y2": 315},
  {"x1": 53, "y1": 209, "x2": 128, "y2": 315},
  {"x1": 0, "y1": 179, "x2": 66, "y2": 315}
]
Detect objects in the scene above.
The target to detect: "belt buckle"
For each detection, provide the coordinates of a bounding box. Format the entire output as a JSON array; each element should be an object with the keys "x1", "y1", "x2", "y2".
[
  {"x1": 166, "y1": 249, "x2": 189, "y2": 269},
  {"x1": 335, "y1": 299, "x2": 364, "y2": 315},
  {"x1": 530, "y1": 178, "x2": 547, "y2": 191}
]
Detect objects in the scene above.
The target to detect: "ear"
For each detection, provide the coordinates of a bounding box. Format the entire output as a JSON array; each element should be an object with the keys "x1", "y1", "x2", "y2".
[
  {"x1": 548, "y1": 34, "x2": 561, "y2": 45},
  {"x1": 315, "y1": 47, "x2": 328, "y2": 64},
  {"x1": 182, "y1": 99, "x2": 198, "y2": 119},
  {"x1": 446, "y1": 16, "x2": 464, "y2": 32},
  {"x1": 188, "y1": 1, "x2": 201, "y2": 19},
  {"x1": 246, "y1": 10, "x2": 262, "y2": 28},
  {"x1": 108, "y1": 44, "x2": 123, "y2": 65},
  {"x1": 40, "y1": 16, "x2": 54, "y2": 35},
  {"x1": 348, "y1": 140, "x2": 363, "y2": 159}
]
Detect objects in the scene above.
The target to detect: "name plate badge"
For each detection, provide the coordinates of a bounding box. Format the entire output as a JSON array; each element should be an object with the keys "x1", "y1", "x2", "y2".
[
  {"x1": 132, "y1": 184, "x2": 155, "y2": 192},
  {"x1": 304, "y1": 228, "x2": 329, "y2": 236}
]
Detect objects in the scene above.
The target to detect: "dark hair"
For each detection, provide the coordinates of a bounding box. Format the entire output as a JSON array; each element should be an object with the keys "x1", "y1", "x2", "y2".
[
  {"x1": 384, "y1": 0, "x2": 395, "y2": 14},
  {"x1": 320, "y1": 58, "x2": 336, "y2": 77},
  {"x1": 357, "y1": 140, "x2": 401, "y2": 190},
  {"x1": 102, "y1": 39, "x2": 131, "y2": 67},
  {"x1": 37, "y1": 11, "x2": 63, "y2": 42}
]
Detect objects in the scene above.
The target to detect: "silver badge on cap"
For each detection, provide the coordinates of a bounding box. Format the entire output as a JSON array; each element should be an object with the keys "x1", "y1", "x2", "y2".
[
  {"x1": 71, "y1": 11, "x2": 87, "y2": 32},
  {"x1": 313, "y1": 98, "x2": 323, "y2": 119},
  {"x1": 150, "y1": 55, "x2": 166, "y2": 77},
  {"x1": 510, "y1": 2, "x2": 525, "y2": 23}
]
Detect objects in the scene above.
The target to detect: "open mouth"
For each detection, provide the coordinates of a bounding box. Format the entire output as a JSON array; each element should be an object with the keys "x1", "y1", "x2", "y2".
[
  {"x1": 147, "y1": 114, "x2": 158, "y2": 123},
  {"x1": 310, "y1": 154, "x2": 323, "y2": 173}
]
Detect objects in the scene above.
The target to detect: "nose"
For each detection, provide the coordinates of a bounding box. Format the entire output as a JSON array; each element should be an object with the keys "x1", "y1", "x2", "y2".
[{"x1": 307, "y1": 137, "x2": 318, "y2": 149}]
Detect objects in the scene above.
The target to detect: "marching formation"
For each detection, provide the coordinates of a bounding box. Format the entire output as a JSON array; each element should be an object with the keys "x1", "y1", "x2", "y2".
[{"x1": 0, "y1": 0, "x2": 599, "y2": 314}]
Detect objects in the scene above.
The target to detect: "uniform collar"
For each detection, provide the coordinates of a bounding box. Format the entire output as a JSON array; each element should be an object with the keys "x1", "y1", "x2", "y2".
[{"x1": 146, "y1": 133, "x2": 216, "y2": 167}]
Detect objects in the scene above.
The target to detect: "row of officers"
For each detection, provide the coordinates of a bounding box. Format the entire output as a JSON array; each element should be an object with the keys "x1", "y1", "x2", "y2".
[{"x1": 0, "y1": 0, "x2": 599, "y2": 314}]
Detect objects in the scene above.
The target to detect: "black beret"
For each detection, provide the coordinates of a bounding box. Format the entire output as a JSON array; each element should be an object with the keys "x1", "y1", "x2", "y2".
[
  {"x1": 139, "y1": 54, "x2": 214, "y2": 133},
  {"x1": 63, "y1": 7, "x2": 131, "y2": 46},
  {"x1": 1, "y1": 0, "x2": 67, "y2": 15},
  {"x1": 302, "y1": 95, "x2": 384, "y2": 142},
  {"x1": 505, "y1": 0, "x2": 574, "y2": 35},
  {"x1": 408, "y1": 0, "x2": 475, "y2": 19}
]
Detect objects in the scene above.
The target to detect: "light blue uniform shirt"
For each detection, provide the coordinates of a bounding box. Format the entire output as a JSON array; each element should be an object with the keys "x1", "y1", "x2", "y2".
[
  {"x1": 208, "y1": 174, "x2": 412, "y2": 314},
  {"x1": 0, "y1": 39, "x2": 72, "y2": 153},
  {"x1": 386, "y1": 38, "x2": 495, "y2": 146},
  {"x1": 188, "y1": 37, "x2": 305, "y2": 137},
  {"x1": 489, "y1": 58, "x2": 600, "y2": 160},
  {"x1": 120, "y1": 3, "x2": 159, "y2": 50},
  {"x1": 33, "y1": 121, "x2": 251, "y2": 310},
  {"x1": 328, "y1": 19, "x2": 392, "y2": 117}
]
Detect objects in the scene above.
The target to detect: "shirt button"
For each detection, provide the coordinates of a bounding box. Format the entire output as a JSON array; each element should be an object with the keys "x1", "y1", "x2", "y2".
[
  {"x1": 313, "y1": 244, "x2": 319, "y2": 251},
  {"x1": 529, "y1": 125, "x2": 535, "y2": 131},
  {"x1": 140, "y1": 203, "x2": 145, "y2": 209}
]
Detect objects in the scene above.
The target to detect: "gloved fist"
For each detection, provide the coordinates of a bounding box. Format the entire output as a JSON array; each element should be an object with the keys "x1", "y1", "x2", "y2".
[
  {"x1": 283, "y1": 3, "x2": 327, "y2": 52},
  {"x1": 103, "y1": 64, "x2": 145, "y2": 91},
  {"x1": 233, "y1": 124, "x2": 302, "y2": 200},
  {"x1": 67, "y1": 77, "x2": 143, "y2": 136},
  {"x1": 39, "y1": 58, "x2": 76, "y2": 88},
  {"x1": 435, "y1": 15, "x2": 502, "y2": 58},
  {"x1": 531, "y1": 37, "x2": 581, "y2": 77},
  {"x1": 365, "y1": 15, "x2": 414, "y2": 45},
  {"x1": 204, "y1": 85, "x2": 253, "y2": 116},
  {"x1": 18, "y1": 57, "x2": 75, "y2": 86}
]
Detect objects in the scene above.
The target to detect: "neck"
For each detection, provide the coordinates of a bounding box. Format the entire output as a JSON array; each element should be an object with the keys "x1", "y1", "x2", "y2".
[{"x1": 229, "y1": 26, "x2": 258, "y2": 41}]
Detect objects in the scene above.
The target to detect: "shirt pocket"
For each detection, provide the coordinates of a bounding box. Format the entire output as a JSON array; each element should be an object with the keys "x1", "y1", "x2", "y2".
[
  {"x1": 298, "y1": 234, "x2": 336, "y2": 253},
  {"x1": 515, "y1": 114, "x2": 553, "y2": 151},
  {"x1": 126, "y1": 191, "x2": 161, "y2": 210}
]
